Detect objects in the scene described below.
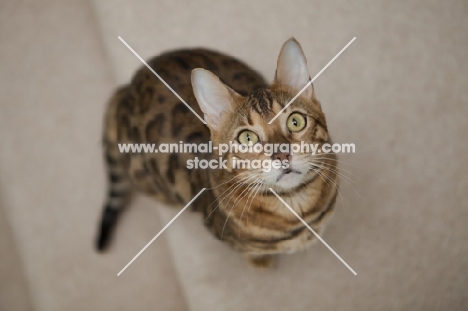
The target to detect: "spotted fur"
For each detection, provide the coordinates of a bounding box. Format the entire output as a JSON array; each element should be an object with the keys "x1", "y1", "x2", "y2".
[{"x1": 96, "y1": 40, "x2": 338, "y2": 268}]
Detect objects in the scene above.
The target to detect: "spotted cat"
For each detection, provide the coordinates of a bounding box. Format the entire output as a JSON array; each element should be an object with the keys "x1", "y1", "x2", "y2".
[{"x1": 96, "y1": 38, "x2": 338, "y2": 268}]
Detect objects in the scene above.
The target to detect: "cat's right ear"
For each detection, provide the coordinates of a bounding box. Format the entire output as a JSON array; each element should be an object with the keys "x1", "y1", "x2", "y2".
[
  {"x1": 274, "y1": 37, "x2": 313, "y2": 99},
  {"x1": 191, "y1": 68, "x2": 240, "y2": 131}
]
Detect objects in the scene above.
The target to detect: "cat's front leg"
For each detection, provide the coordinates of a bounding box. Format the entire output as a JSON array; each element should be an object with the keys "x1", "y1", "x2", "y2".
[{"x1": 246, "y1": 254, "x2": 276, "y2": 270}]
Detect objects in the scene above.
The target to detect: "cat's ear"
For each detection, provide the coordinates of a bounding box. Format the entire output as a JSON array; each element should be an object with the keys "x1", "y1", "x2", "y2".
[
  {"x1": 191, "y1": 68, "x2": 240, "y2": 130},
  {"x1": 274, "y1": 38, "x2": 313, "y2": 99}
]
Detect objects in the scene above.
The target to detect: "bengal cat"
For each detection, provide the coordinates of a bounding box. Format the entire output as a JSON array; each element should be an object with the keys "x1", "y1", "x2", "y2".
[{"x1": 96, "y1": 38, "x2": 338, "y2": 268}]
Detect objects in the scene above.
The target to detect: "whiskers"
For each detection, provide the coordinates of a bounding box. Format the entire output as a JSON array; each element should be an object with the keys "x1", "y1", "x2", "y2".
[
  {"x1": 307, "y1": 154, "x2": 363, "y2": 202},
  {"x1": 204, "y1": 171, "x2": 257, "y2": 220},
  {"x1": 203, "y1": 167, "x2": 268, "y2": 240},
  {"x1": 242, "y1": 178, "x2": 264, "y2": 225},
  {"x1": 220, "y1": 175, "x2": 264, "y2": 239}
]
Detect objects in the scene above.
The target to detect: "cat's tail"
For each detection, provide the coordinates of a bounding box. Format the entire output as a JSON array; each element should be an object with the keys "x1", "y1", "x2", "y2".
[
  {"x1": 96, "y1": 147, "x2": 131, "y2": 251},
  {"x1": 96, "y1": 86, "x2": 132, "y2": 252}
]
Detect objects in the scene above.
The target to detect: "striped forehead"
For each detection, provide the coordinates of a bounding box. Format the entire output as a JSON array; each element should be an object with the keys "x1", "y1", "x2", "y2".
[{"x1": 247, "y1": 89, "x2": 279, "y2": 116}]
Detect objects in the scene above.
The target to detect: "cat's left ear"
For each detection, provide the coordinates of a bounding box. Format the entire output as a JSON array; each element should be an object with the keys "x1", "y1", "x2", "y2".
[
  {"x1": 192, "y1": 68, "x2": 241, "y2": 131},
  {"x1": 274, "y1": 38, "x2": 313, "y2": 99}
]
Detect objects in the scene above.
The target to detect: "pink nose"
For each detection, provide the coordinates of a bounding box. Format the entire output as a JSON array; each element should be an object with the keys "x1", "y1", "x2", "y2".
[{"x1": 271, "y1": 152, "x2": 290, "y2": 162}]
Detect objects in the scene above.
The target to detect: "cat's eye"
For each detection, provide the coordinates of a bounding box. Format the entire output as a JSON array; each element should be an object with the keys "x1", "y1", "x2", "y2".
[
  {"x1": 287, "y1": 113, "x2": 307, "y2": 132},
  {"x1": 237, "y1": 130, "x2": 259, "y2": 145}
]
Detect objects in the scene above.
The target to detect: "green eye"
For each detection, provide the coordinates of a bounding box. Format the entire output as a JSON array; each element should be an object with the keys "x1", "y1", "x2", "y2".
[
  {"x1": 287, "y1": 113, "x2": 307, "y2": 132},
  {"x1": 238, "y1": 130, "x2": 259, "y2": 145}
]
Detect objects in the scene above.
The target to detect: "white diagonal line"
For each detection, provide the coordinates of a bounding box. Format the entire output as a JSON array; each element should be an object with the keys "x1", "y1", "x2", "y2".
[
  {"x1": 268, "y1": 188, "x2": 357, "y2": 275},
  {"x1": 268, "y1": 37, "x2": 356, "y2": 124},
  {"x1": 117, "y1": 188, "x2": 206, "y2": 276},
  {"x1": 118, "y1": 36, "x2": 207, "y2": 125}
]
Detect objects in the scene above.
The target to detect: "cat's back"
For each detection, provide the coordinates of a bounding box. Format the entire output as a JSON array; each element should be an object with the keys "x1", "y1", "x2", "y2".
[
  {"x1": 114, "y1": 48, "x2": 266, "y2": 143},
  {"x1": 152, "y1": 48, "x2": 264, "y2": 88},
  {"x1": 105, "y1": 48, "x2": 266, "y2": 204},
  {"x1": 133, "y1": 48, "x2": 265, "y2": 108}
]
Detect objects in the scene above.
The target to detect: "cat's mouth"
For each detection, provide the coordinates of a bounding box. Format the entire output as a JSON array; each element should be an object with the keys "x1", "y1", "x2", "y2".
[{"x1": 276, "y1": 168, "x2": 302, "y2": 182}]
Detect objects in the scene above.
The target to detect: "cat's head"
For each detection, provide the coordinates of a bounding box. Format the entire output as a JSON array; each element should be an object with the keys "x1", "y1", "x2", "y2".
[{"x1": 191, "y1": 38, "x2": 330, "y2": 192}]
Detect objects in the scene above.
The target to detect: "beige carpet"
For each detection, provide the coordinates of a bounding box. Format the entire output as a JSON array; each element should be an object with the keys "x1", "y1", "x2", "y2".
[
  {"x1": 0, "y1": 1, "x2": 187, "y2": 310},
  {"x1": 1, "y1": 0, "x2": 467, "y2": 310}
]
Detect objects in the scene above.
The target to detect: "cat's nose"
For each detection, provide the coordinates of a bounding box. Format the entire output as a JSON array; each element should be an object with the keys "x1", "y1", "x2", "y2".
[{"x1": 271, "y1": 152, "x2": 291, "y2": 162}]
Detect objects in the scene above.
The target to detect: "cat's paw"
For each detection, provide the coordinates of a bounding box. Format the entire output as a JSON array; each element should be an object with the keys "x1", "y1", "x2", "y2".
[{"x1": 247, "y1": 254, "x2": 276, "y2": 270}]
